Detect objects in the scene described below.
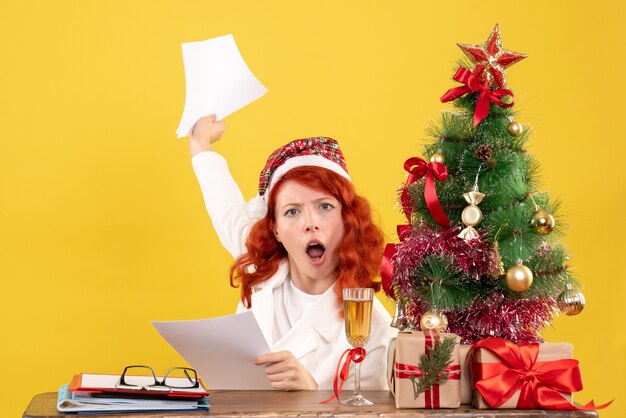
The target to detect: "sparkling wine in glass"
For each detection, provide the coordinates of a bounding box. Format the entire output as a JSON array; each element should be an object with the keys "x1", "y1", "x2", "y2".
[{"x1": 342, "y1": 287, "x2": 374, "y2": 406}]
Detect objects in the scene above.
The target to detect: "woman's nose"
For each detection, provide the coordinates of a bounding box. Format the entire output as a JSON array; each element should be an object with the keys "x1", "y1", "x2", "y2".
[{"x1": 304, "y1": 211, "x2": 320, "y2": 232}]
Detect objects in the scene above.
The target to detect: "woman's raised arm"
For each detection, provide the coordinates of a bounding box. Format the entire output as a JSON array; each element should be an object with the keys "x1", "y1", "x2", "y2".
[{"x1": 189, "y1": 115, "x2": 252, "y2": 259}]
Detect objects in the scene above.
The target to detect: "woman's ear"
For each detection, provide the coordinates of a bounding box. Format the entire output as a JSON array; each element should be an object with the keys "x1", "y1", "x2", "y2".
[{"x1": 273, "y1": 228, "x2": 282, "y2": 242}]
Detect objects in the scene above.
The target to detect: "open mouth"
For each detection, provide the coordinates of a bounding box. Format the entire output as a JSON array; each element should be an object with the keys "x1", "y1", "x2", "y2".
[{"x1": 306, "y1": 241, "x2": 326, "y2": 263}]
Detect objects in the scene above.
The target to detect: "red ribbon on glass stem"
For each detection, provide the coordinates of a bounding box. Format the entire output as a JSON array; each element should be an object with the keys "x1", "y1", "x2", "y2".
[
  {"x1": 472, "y1": 338, "x2": 612, "y2": 411},
  {"x1": 440, "y1": 67, "x2": 515, "y2": 127},
  {"x1": 321, "y1": 347, "x2": 366, "y2": 404}
]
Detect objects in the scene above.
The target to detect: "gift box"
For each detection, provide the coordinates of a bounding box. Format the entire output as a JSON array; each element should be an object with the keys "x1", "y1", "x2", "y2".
[
  {"x1": 459, "y1": 344, "x2": 472, "y2": 405},
  {"x1": 387, "y1": 331, "x2": 461, "y2": 409},
  {"x1": 471, "y1": 337, "x2": 581, "y2": 410}
]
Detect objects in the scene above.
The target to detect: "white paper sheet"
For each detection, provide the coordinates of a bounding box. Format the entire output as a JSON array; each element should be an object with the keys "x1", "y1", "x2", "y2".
[
  {"x1": 151, "y1": 312, "x2": 273, "y2": 390},
  {"x1": 176, "y1": 34, "x2": 268, "y2": 137}
]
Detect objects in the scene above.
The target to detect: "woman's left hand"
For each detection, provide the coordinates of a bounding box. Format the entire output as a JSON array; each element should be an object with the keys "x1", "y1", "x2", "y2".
[{"x1": 255, "y1": 351, "x2": 318, "y2": 390}]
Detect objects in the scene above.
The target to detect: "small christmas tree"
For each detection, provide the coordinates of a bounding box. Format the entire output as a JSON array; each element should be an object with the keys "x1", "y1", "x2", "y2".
[{"x1": 384, "y1": 24, "x2": 586, "y2": 344}]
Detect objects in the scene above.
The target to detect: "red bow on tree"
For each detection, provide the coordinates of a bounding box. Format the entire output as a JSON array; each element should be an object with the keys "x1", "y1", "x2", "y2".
[
  {"x1": 382, "y1": 157, "x2": 450, "y2": 298},
  {"x1": 400, "y1": 157, "x2": 450, "y2": 229},
  {"x1": 440, "y1": 67, "x2": 515, "y2": 127},
  {"x1": 380, "y1": 225, "x2": 411, "y2": 298}
]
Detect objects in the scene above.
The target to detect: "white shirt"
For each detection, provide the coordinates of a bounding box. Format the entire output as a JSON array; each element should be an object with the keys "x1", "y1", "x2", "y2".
[
  {"x1": 192, "y1": 151, "x2": 398, "y2": 390},
  {"x1": 273, "y1": 275, "x2": 325, "y2": 343}
]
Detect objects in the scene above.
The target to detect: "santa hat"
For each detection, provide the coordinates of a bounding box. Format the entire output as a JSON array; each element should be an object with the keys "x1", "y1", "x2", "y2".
[{"x1": 246, "y1": 137, "x2": 351, "y2": 220}]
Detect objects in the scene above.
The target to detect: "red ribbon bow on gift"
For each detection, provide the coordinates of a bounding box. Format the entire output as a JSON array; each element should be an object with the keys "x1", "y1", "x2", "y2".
[
  {"x1": 321, "y1": 347, "x2": 366, "y2": 404},
  {"x1": 440, "y1": 67, "x2": 515, "y2": 127},
  {"x1": 472, "y1": 338, "x2": 612, "y2": 411}
]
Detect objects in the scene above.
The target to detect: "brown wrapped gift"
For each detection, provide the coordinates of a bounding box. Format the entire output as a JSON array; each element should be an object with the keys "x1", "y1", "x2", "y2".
[
  {"x1": 471, "y1": 339, "x2": 574, "y2": 409},
  {"x1": 387, "y1": 331, "x2": 461, "y2": 409},
  {"x1": 459, "y1": 344, "x2": 472, "y2": 405}
]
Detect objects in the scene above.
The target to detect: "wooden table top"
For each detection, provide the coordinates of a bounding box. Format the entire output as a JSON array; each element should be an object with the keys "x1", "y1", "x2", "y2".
[{"x1": 24, "y1": 390, "x2": 599, "y2": 418}]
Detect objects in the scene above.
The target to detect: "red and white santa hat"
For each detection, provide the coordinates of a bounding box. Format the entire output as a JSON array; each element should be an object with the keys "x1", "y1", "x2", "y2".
[{"x1": 246, "y1": 137, "x2": 351, "y2": 220}]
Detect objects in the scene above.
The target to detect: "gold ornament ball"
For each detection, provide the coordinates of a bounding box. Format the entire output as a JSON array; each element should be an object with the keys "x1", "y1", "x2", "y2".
[
  {"x1": 419, "y1": 310, "x2": 449, "y2": 332},
  {"x1": 505, "y1": 263, "x2": 533, "y2": 292},
  {"x1": 532, "y1": 210, "x2": 556, "y2": 234},
  {"x1": 557, "y1": 288, "x2": 585, "y2": 315},
  {"x1": 508, "y1": 121, "x2": 524, "y2": 136},
  {"x1": 430, "y1": 151, "x2": 445, "y2": 164}
]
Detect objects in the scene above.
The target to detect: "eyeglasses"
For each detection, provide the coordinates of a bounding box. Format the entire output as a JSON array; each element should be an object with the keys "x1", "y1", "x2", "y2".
[{"x1": 117, "y1": 365, "x2": 199, "y2": 392}]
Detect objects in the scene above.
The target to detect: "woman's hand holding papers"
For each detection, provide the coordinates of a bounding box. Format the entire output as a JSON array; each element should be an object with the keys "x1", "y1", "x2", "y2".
[
  {"x1": 189, "y1": 114, "x2": 226, "y2": 156},
  {"x1": 255, "y1": 351, "x2": 318, "y2": 391}
]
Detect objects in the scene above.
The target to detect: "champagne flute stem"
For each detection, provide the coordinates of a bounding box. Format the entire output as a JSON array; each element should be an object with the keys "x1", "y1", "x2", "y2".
[{"x1": 354, "y1": 361, "x2": 362, "y2": 396}]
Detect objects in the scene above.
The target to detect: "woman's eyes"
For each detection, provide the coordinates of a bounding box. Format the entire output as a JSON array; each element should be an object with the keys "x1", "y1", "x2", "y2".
[{"x1": 283, "y1": 203, "x2": 335, "y2": 216}]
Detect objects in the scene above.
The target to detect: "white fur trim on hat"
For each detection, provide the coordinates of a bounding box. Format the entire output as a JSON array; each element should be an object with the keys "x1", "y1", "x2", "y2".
[
  {"x1": 266, "y1": 154, "x2": 351, "y2": 197},
  {"x1": 246, "y1": 194, "x2": 268, "y2": 220}
]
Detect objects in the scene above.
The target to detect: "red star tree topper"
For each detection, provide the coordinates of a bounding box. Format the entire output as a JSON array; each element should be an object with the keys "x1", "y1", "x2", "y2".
[{"x1": 457, "y1": 24, "x2": 527, "y2": 88}]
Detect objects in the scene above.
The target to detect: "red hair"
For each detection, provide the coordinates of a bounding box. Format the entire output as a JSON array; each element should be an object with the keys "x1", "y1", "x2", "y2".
[{"x1": 229, "y1": 166, "x2": 384, "y2": 308}]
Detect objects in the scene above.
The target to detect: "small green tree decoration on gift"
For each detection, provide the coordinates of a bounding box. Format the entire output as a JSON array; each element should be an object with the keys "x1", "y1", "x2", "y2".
[{"x1": 409, "y1": 336, "x2": 457, "y2": 398}]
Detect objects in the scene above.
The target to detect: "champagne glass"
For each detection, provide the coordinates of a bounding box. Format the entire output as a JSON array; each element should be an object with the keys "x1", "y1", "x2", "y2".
[{"x1": 342, "y1": 287, "x2": 374, "y2": 406}]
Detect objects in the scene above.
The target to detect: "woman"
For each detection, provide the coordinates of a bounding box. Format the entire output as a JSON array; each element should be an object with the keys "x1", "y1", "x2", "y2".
[{"x1": 190, "y1": 115, "x2": 396, "y2": 391}]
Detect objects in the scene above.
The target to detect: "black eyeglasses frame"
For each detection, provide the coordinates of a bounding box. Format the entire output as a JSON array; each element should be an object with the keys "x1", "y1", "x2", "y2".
[{"x1": 117, "y1": 365, "x2": 199, "y2": 391}]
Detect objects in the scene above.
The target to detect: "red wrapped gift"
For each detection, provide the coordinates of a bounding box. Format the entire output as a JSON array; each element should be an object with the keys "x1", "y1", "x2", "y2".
[
  {"x1": 471, "y1": 337, "x2": 610, "y2": 411},
  {"x1": 387, "y1": 331, "x2": 461, "y2": 409}
]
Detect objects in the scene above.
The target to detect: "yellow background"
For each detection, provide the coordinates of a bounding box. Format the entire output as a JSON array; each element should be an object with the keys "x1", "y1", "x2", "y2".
[{"x1": 1, "y1": 1, "x2": 624, "y2": 416}]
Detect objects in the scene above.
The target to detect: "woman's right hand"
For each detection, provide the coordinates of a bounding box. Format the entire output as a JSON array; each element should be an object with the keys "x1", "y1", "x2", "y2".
[
  {"x1": 189, "y1": 114, "x2": 226, "y2": 156},
  {"x1": 255, "y1": 351, "x2": 318, "y2": 391}
]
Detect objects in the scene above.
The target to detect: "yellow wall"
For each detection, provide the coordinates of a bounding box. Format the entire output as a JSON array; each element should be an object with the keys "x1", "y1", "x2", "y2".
[{"x1": 1, "y1": 1, "x2": 624, "y2": 416}]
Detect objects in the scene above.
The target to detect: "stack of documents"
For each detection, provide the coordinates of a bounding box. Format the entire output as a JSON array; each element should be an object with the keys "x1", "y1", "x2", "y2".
[{"x1": 57, "y1": 374, "x2": 210, "y2": 414}]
